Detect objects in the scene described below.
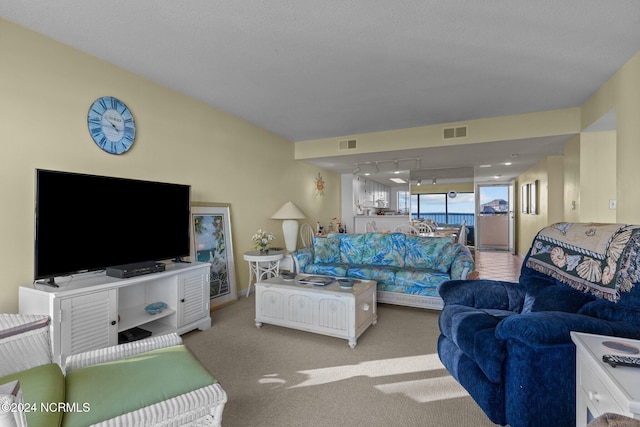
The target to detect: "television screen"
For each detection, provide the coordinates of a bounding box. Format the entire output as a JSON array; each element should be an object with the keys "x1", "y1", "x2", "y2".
[{"x1": 35, "y1": 169, "x2": 191, "y2": 281}]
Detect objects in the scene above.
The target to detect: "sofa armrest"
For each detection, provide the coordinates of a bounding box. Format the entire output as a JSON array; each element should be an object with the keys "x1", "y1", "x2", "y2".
[
  {"x1": 496, "y1": 311, "x2": 640, "y2": 346},
  {"x1": 0, "y1": 314, "x2": 52, "y2": 377},
  {"x1": 439, "y1": 279, "x2": 527, "y2": 311},
  {"x1": 65, "y1": 333, "x2": 182, "y2": 372},
  {"x1": 449, "y1": 245, "x2": 475, "y2": 279},
  {"x1": 292, "y1": 246, "x2": 314, "y2": 273}
]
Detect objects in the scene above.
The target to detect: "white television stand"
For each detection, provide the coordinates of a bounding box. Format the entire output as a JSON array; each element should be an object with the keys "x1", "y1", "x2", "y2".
[{"x1": 19, "y1": 262, "x2": 211, "y2": 365}]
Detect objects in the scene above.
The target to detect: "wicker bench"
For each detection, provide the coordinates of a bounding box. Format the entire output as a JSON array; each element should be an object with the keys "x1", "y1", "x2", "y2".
[{"x1": 0, "y1": 314, "x2": 227, "y2": 427}]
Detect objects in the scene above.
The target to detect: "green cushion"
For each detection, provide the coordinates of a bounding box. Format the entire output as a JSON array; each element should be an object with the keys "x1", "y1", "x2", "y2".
[
  {"x1": 0, "y1": 363, "x2": 65, "y2": 427},
  {"x1": 63, "y1": 345, "x2": 216, "y2": 427}
]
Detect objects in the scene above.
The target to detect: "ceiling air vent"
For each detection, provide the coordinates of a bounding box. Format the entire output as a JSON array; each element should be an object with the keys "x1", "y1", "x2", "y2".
[
  {"x1": 339, "y1": 139, "x2": 357, "y2": 150},
  {"x1": 443, "y1": 126, "x2": 468, "y2": 140}
]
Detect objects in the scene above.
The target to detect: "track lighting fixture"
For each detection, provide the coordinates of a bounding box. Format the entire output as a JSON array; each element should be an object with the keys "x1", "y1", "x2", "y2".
[{"x1": 352, "y1": 157, "x2": 422, "y2": 175}]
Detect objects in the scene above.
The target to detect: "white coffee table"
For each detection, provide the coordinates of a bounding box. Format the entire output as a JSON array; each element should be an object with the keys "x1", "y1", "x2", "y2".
[{"x1": 254, "y1": 275, "x2": 377, "y2": 348}]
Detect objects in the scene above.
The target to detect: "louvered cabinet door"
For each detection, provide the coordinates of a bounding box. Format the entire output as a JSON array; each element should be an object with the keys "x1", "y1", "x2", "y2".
[
  {"x1": 178, "y1": 270, "x2": 209, "y2": 328},
  {"x1": 59, "y1": 289, "x2": 118, "y2": 363}
]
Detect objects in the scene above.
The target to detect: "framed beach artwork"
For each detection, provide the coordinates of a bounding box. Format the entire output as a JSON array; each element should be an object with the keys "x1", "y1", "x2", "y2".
[
  {"x1": 529, "y1": 180, "x2": 538, "y2": 215},
  {"x1": 521, "y1": 184, "x2": 529, "y2": 214},
  {"x1": 191, "y1": 202, "x2": 237, "y2": 310}
]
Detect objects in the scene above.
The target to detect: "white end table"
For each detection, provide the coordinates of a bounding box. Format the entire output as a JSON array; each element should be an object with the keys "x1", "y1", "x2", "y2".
[
  {"x1": 571, "y1": 331, "x2": 640, "y2": 426},
  {"x1": 243, "y1": 250, "x2": 284, "y2": 297}
]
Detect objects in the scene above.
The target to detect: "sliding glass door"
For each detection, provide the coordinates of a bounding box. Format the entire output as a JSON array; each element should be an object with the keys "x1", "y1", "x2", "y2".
[{"x1": 476, "y1": 183, "x2": 514, "y2": 252}]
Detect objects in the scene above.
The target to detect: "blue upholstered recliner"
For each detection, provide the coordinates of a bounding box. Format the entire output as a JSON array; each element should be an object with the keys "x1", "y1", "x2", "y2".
[{"x1": 438, "y1": 223, "x2": 640, "y2": 427}]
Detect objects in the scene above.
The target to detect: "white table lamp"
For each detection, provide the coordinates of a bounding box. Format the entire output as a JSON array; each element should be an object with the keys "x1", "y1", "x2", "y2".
[{"x1": 271, "y1": 202, "x2": 307, "y2": 252}]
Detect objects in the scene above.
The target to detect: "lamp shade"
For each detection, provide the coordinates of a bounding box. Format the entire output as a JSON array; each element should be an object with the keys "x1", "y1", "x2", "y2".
[
  {"x1": 271, "y1": 202, "x2": 306, "y2": 252},
  {"x1": 270, "y1": 202, "x2": 306, "y2": 220}
]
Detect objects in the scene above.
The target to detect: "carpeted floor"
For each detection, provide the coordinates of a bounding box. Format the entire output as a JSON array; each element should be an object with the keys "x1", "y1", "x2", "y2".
[{"x1": 183, "y1": 294, "x2": 500, "y2": 427}]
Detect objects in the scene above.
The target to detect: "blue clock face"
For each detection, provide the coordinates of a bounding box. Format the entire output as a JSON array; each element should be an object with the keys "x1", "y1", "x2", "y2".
[{"x1": 87, "y1": 96, "x2": 136, "y2": 155}]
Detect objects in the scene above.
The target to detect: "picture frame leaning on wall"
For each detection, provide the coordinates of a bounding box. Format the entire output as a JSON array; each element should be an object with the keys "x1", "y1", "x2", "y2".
[
  {"x1": 521, "y1": 184, "x2": 529, "y2": 214},
  {"x1": 190, "y1": 202, "x2": 237, "y2": 310},
  {"x1": 529, "y1": 180, "x2": 538, "y2": 215}
]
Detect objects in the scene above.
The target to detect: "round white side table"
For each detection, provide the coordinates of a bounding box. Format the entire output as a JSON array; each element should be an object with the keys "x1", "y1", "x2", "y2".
[{"x1": 243, "y1": 250, "x2": 284, "y2": 297}]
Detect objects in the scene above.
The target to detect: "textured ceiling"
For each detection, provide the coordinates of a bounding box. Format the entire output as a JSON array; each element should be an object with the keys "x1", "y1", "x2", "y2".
[{"x1": 2, "y1": 1, "x2": 639, "y2": 183}]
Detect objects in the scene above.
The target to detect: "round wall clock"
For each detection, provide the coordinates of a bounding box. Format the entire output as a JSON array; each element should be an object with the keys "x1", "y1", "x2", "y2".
[{"x1": 87, "y1": 96, "x2": 136, "y2": 155}]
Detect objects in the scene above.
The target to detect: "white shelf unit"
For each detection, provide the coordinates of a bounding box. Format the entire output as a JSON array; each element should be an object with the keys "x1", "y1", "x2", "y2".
[
  {"x1": 19, "y1": 262, "x2": 211, "y2": 365},
  {"x1": 572, "y1": 331, "x2": 640, "y2": 425}
]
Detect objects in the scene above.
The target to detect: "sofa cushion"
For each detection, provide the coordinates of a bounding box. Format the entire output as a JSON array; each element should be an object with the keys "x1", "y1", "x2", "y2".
[
  {"x1": 577, "y1": 283, "x2": 640, "y2": 328},
  {"x1": 361, "y1": 233, "x2": 406, "y2": 266},
  {"x1": 63, "y1": 344, "x2": 216, "y2": 427},
  {"x1": 336, "y1": 233, "x2": 366, "y2": 264},
  {"x1": 0, "y1": 363, "x2": 65, "y2": 427},
  {"x1": 530, "y1": 284, "x2": 595, "y2": 313},
  {"x1": 313, "y1": 236, "x2": 340, "y2": 263},
  {"x1": 395, "y1": 269, "x2": 451, "y2": 289},
  {"x1": 578, "y1": 300, "x2": 640, "y2": 327},
  {"x1": 302, "y1": 263, "x2": 348, "y2": 277},
  {"x1": 404, "y1": 235, "x2": 455, "y2": 270},
  {"x1": 347, "y1": 265, "x2": 398, "y2": 286}
]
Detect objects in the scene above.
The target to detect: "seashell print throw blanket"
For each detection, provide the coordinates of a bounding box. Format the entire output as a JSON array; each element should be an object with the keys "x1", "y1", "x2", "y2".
[{"x1": 526, "y1": 223, "x2": 640, "y2": 302}]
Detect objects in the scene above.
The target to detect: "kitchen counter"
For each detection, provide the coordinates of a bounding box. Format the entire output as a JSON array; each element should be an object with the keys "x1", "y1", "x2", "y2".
[{"x1": 353, "y1": 215, "x2": 411, "y2": 233}]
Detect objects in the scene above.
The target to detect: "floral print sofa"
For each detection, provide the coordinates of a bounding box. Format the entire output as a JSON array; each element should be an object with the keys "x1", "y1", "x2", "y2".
[{"x1": 292, "y1": 232, "x2": 475, "y2": 310}]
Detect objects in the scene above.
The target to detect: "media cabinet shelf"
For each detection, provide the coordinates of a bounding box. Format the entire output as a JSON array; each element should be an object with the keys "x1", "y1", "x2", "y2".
[
  {"x1": 19, "y1": 262, "x2": 211, "y2": 365},
  {"x1": 117, "y1": 305, "x2": 177, "y2": 333}
]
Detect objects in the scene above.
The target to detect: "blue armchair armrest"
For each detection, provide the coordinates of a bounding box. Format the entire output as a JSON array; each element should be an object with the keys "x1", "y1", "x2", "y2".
[
  {"x1": 496, "y1": 311, "x2": 640, "y2": 346},
  {"x1": 439, "y1": 279, "x2": 527, "y2": 312}
]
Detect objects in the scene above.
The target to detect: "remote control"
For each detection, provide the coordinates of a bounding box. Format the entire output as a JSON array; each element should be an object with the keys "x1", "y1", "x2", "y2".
[{"x1": 602, "y1": 354, "x2": 640, "y2": 368}]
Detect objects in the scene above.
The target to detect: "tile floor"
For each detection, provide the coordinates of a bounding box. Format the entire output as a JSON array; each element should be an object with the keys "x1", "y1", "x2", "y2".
[{"x1": 473, "y1": 250, "x2": 524, "y2": 282}]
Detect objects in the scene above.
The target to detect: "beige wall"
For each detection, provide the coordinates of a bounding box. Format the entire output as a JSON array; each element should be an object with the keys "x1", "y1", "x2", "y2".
[
  {"x1": 581, "y1": 52, "x2": 640, "y2": 223},
  {"x1": 296, "y1": 109, "x2": 580, "y2": 160},
  {"x1": 0, "y1": 19, "x2": 340, "y2": 312},
  {"x1": 516, "y1": 156, "x2": 563, "y2": 254},
  {"x1": 579, "y1": 131, "x2": 616, "y2": 222},
  {"x1": 563, "y1": 135, "x2": 581, "y2": 222}
]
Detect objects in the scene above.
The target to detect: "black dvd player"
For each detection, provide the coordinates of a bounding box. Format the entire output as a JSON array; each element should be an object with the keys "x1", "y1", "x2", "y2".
[
  {"x1": 106, "y1": 261, "x2": 166, "y2": 278},
  {"x1": 118, "y1": 327, "x2": 152, "y2": 344}
]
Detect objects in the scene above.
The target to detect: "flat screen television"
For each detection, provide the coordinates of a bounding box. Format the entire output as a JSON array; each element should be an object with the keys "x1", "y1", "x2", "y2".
[{"x1": 34, "y1": 169, "x2": 191, "y2": 283}]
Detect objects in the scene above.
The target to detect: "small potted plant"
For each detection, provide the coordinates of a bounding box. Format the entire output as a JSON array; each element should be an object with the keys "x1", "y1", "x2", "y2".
[{"x1": 252, "y1": 229, "x2": 275, "y2": 253}]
